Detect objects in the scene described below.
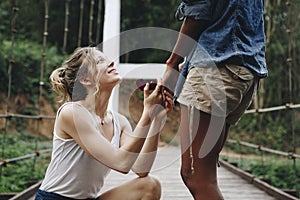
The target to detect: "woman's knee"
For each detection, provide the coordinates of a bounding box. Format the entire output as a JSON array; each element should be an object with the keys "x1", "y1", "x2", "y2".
[{"x1": 139, "y1": 176, "x2": 161, "y2": 200}]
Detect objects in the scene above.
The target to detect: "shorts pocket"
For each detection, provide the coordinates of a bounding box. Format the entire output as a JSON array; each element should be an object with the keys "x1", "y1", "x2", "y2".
[{"x1": 225, "y1": 64, "x2": 254, "y2": 81}]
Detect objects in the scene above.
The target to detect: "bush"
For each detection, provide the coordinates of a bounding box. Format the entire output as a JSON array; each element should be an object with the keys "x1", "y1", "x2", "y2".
[
  {"x1": 251, "y1": 162, "x2": 299, "y2": 192},
  {"x1": 229, "y1": 111, "x2": 291, "y2": 151},
  {"x1": 222, "y1": 147, "x2": 300, "y2": 198},
  {"x1": 0, "y1": 40, "x2": 65, "y2": 100},
  {"x1": 0, "y1": 132, "x2": 52, "y2": 193}
]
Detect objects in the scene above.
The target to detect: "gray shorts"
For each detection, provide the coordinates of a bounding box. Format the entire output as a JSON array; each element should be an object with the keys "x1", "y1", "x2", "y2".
[{"x1": 177, "y1": 64, "x2": 258, "y2": 125}]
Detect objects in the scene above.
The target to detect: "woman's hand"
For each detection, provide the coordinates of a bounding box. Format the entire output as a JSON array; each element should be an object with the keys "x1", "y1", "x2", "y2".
[
  {"x1": 143, "y1": 82, "x2": 174, "y2": 121},
  {"x1": 149, "y1": 90, "x2": 173, "y2": 128},
  {"x1": 162, "y1": 89, "x2": 174, "y2": 113},
  {"x1": 143, "y1": 82, "x2": 163, "y2": 112}
]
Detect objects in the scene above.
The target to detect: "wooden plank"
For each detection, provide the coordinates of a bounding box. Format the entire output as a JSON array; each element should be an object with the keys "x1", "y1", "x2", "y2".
[
  {"x1": 21, "y1": 146, "x2": 284, "y2": 200},
  {"x1": 9, "y1": 181, "x2": 41, "y2": 200},
  {"x1": 101, "y1": 146, "x2": 278, "y2": 200},
  {"x1": 219, "y1": 159, "x2": 299, "y2": 200}
]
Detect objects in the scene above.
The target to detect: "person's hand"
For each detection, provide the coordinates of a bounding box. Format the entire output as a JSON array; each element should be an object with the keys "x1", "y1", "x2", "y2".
[
  {"x1": 178, "y1": 59, "x2": 185, "y2": 72},
  {"x1": 143, "y1": 82, "x2": 164, "y2": 116},
  {"x1": 145, "y1": 90, "x2": 173, "y2": 133},
  {"x1": 152, "y1": 88, "x2": 174, "y2": 122},
  {"x1": 161, "y1": 60, "x2": 181, "y2": 95},
  {"x1": 162, "y1": 89, "x2": 174, "y2": 113}
]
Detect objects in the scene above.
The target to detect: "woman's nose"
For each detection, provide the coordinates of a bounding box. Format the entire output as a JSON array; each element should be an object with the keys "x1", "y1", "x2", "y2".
[{"x1": 108, "y1": 61, "x2": 114, "y2": 67}]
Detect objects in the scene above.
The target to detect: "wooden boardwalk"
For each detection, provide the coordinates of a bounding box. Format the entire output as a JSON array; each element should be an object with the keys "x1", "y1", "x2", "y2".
[
  {"x1": 16, "y1": 146, "x2": 298, "y2": 200},
  {"x1": 101, "y1": 146, "x2": 278, "y2": 200}
]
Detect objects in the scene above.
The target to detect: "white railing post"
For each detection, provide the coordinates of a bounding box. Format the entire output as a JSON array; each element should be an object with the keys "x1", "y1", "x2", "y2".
[{"x1": 103, "y1": 0, "x2": 120, "y2": 111}]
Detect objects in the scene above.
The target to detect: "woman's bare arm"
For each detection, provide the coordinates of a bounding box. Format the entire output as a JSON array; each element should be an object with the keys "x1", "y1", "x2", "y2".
[
  {"x1": 120, "y1": 90, "x2": 174, "y2": 177},
  {"x1": 58, "y1": 84, "x2": 163, "y2": 174}
]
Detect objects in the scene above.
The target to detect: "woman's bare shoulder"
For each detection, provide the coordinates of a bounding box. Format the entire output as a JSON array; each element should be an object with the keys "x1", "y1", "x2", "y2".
[{"x1": 58, "y1": 102, "x2": 89, "y2": 125}]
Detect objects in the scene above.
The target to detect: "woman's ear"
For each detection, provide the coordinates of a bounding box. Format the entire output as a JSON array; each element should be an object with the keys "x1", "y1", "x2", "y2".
[{"x1": 79, "y1": 78, "x2": 92, "y2": 86}]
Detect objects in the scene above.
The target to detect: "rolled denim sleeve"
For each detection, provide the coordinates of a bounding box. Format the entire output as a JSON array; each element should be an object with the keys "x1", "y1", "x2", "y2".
[{"x1": 176, "y1": 0, "x2": 212, "y2": 21}]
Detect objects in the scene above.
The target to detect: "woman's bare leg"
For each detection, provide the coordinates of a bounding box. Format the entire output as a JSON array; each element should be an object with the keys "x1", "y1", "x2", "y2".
[
  {"x1": 98, "y1": 175, "x2": 161, "y2": 200},
  {"x1": 179, "y1": 105, "x2": 228, "y2": 200}
]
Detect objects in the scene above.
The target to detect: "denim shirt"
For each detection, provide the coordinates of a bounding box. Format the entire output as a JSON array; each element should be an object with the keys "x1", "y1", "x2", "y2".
[{"x1": 174, "y1": 0, "x2": 268, "y2": 100}]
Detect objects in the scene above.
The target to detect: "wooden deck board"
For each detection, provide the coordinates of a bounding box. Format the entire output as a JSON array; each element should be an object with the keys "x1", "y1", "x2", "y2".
[
  {"x1": 101, "y1": 146, "x2": 278, "y2": 200},
  {"x1": 25, "y1": 146, "x2": 280, "y2": 200}
]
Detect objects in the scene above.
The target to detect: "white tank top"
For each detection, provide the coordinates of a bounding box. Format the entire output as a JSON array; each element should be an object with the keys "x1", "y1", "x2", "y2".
[{"x1": 40, "y1": 102, "x2": 121, "y2": 199}]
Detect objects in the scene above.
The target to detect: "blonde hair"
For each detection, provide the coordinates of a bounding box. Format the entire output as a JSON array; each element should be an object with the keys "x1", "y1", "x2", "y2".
[{"x1": 50, "y1": 47, "x2": 100, "y2": 103}]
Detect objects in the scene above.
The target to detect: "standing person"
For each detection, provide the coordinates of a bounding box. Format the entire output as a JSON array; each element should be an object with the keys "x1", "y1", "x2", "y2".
[
  {"x1": 35, "y1": 46, "x2": 173, "y2": 200},
  {"x1": 163, "y1": 0, "x2": 267, "y2": 199}
]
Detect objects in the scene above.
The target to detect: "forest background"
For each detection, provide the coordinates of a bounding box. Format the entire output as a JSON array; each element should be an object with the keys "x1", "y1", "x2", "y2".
[{"x1": 0, "y1": 0, "x2": 300, "y2": 196}]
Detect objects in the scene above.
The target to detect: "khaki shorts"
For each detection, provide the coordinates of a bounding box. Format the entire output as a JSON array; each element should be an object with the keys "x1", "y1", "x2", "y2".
[{"x1": 177, "y1": 64, "x2": 258, "y2": 125}]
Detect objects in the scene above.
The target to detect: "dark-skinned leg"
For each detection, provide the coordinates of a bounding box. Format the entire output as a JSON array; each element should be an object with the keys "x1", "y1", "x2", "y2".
[{"x1": 179, "y1": 105, "x2": 229, "y2": 200}]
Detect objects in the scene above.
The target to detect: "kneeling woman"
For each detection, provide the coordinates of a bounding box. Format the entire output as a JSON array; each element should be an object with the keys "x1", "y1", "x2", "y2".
[{"x1": 35, "y1": 47, "x2": 172, "y2": 200}]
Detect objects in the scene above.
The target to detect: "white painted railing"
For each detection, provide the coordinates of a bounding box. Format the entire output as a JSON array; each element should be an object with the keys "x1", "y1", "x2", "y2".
[{"x1": 103, "y1": 0, "x2": 166, "y2": 111}]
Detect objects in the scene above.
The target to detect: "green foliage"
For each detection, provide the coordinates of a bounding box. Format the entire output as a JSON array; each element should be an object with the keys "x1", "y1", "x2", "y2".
[
  {"x1": 0, "y1": 132, "x2": 51, "y2": 159},
  {"x1": 222, "y1": 151, "x2": 300, "y2": 196},
  {"x1": 0, "y1": 39, "x2": 65, "y2": 105},
  {"x1": 0, "y1": 132, "x2": 52, "y2": 193},
  {"x1": 0, "y1": 1, "x2": 11, "y2": 41},
  {"x1": 120, "y1": 0, "x2": 180, "y2": 63},
  {"x1": 251, "y1": 162, "x2": 299, "y2": 190},
  {"x1": 0, "y1": 158, "x2": 50, "y2": 193},
  {"x1": 264, "y1": 0, "x2": 300, "y2": 105},
  {"x1": 0, "y1": 0, "x2": 300, "y2": 195},
  {"x1": 161, "y1": 134, "x2": 179, "y2": 146},
  {"x1": 230, "y1": 111, "x2": 292, "y2": 151}
]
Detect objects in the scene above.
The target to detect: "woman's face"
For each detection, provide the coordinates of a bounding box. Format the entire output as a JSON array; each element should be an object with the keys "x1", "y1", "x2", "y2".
[{"x1": 93, "y1": 49, "x2": 121, "y2": 88}]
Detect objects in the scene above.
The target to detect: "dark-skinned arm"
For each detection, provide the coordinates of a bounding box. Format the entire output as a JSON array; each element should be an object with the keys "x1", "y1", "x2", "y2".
[{"x1": 163, "y1": 17, "x2": 209, "y2": 92}]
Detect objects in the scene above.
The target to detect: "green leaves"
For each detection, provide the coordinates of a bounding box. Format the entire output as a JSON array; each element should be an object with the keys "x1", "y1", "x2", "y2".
[
  {"x1": 251, "y1": 162, "x2": 299, "y2": 190},
  {"x1": 0, "y1": 132, "x2": 52, "y2": 193},
  {"x1": 0, "y1": 39, "x2": 65, "y2": 105}
]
